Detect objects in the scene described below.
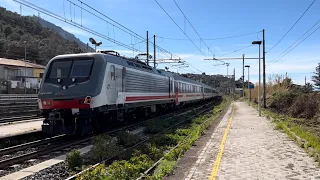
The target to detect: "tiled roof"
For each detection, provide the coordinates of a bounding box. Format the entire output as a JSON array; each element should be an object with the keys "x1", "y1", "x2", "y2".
[{"x1": 0, "y1": 58, "x2": 45, "y2": 69}]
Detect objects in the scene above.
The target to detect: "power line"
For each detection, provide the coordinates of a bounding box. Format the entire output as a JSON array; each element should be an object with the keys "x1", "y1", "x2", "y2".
[
  {"x1": 267, "y1": 0, "x2": 316, "y2": 53},
  {"x1": 154, "y1": 0, "x2": 208, "y2": 58},
  {"x1": 72, "y1": 0, "x2": 181, "y2": 60},
  {"x1": 157, "y1": 31, "x2": 261, "y2": 41},
  {"x1": 172, "y1": 0, "x2": 214, "y2": 57},
  {"x1": 269, "y1": 19, "x2": 320, "y2": 64},
  {"x1": 15, "y1": 0, "x2": 142, "y2": 52},
  {"x1": 269, "y1": 23, "x2": 320, "y2": 65},
  {"x1": 219, "y1": 44, "x2": 254, "y2": 57}
]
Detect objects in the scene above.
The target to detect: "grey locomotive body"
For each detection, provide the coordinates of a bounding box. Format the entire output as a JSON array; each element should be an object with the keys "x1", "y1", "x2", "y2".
[{"x1": 38, "y1": 51, "x2": 218, "y2": 135}]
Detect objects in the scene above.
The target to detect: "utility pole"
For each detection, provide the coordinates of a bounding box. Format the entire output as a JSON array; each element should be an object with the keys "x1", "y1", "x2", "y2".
[
  {"x1": 146, "y1": 31, "x2": 149, "y2": 66},
  {"x1": 226, "y1": 63, "x2": 230, "y2": 76},
  {"x1": 258, "y1": 43, "x2": 261, "y2": 116},
  {"x1": 233, "y1": 68, "x2": 235, "y2": 100},
  {"x1": 242, "y1": 54, "x2": 245, "y2": 98},
  {"x1": 153, "y1": 35, "x2": 156, "y2": 68},
  {"x1": 226, "y1": 63, "x2": 230, "y2": 94},
  {"x1": 305, "y1": 76, "x2": 307, "y2": 91},
  {"x1": 305, "y1": 76, "x2": 306, "y2": 85},
  {"x1": 262, "y1": 29, "x2": 266, "y2": 108},
  {"x1": 24, "y1": 41, "x2": 27, "y2": 94}
]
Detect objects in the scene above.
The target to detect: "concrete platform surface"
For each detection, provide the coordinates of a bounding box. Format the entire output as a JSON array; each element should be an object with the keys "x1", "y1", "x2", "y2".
[
  {"x1": 167, "y1": 101, "x2": 320, "y2": 180},
  {"x1": 0, "y1": 120, "x2": 43, "y2": 138}
]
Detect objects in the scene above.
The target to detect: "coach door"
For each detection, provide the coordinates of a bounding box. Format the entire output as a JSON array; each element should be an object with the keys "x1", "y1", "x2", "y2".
[
  {"x1": 107, "y1": 65, "x2": 117, "y2": 103},
  {"x1": 174, "y1": 81, "x2": 179, "y2": 105}
]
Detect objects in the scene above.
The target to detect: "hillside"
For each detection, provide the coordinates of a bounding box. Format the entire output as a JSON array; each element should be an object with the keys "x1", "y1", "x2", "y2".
[
  {"x1": 36, "y1": 17, "x2": 93, "y2": 51},
  {"x1": 0, "y1": 7, "x2": 89, "y2": 65}
]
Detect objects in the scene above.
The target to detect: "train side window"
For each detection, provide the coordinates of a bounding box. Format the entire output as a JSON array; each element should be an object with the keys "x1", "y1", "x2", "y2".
[{"x1": 111, "y1": 65, "x2": 115, "y2": 80}]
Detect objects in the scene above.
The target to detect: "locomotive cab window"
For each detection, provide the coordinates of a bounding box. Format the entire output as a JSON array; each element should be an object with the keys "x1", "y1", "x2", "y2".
[
  {"x1": 70, "y1": 60, "x2": 94, "y2": 77},
  {"x1": 49, "y1": 61, "x2": 72, "y2": 78},
  {"x1": 48, "y1": 58, "x2": 94, "y2": 79}
]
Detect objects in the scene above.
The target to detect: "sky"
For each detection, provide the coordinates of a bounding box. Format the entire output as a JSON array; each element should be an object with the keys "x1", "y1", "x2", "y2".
[{"x1": 1, "y1": 0, "x2": 320, "y2": 85}]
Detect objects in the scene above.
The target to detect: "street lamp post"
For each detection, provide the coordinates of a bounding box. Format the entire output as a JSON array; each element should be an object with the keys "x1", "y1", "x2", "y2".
[
  {"x1": 23, "y1": 41, "x2": 27, "y2": 94},
  {"x1": 252, "y1": 40, "x2": 262, "y2": 116},
  {"x1": 89, "y1": 37, "x2": 102, "y2": 51},
  {"x1": 226, "y1": 63, "x2": 230, "y2": 76},
  {"x1": 226, "y1": 63, "x2": 230, "y2": 94},
  {"x1": 245, "y1": 65, "x2": 250, "y2": 106}
]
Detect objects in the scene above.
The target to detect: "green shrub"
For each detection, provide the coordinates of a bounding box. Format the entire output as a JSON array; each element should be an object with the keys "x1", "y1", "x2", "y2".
[
  {"x1": 138, "y1": 143, "x2": 164, "y2": 161},
  {"x1": 117, "y1": 130, "x2": 141, "y2": 148},
  {"x1": 152, "y1": 159, "x2": 176, "y2": 179},
  {"x1": 106, "y1": 153, "x2": 154, "y2": 179},
  {"x1": 144, "y1": 119, "x2": 171, "y2": 134},
  {"x1": 66, "y1": 150, "x2": 83, "y2": 171},
  {"x1": 77, "y1": 164, "x2": 108, "y2": 180},
  {"x1": 267, "y1": 91, "x2": 298, "y2": 114},
  {"x1": 90, "y1": 135, "x2": 120, "y2": 162}
]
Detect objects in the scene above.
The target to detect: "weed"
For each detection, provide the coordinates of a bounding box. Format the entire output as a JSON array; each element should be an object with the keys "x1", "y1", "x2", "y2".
[
  {"x1": 106, "y1": 153, "x2": 154, "y2": 179},
  {"x1": 152, "y1": 159, "x2": 176, "y2": 179},
  {"x1": 66, "y1": 150, "x2": 83, "y2": 171},
  {"x1": 76, "y1": 164, "x2": 107, "y2": 180},
  {"x1": 89, "y1": 135, "x2": 120, "y2": 162},
  {"x1": 116, "y1": 130, "x2": 141, "y2": 148}
]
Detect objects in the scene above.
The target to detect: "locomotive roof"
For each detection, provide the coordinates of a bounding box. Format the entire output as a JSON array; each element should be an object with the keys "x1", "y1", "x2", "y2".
[{"x1": 50, "y1": 52, "x2": 215, "y2": 90}]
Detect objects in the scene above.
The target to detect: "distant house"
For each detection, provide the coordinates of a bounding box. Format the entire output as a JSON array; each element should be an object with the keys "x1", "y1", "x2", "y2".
[{"x1": 0, "y1": 58, "x2": 45, "y2": 91}]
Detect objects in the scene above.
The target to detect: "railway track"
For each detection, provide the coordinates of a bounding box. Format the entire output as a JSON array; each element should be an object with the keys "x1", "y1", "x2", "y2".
[
  {"x1": 0, "y1": 115, "x2": 42, "y2": 124},
  {"x1": 0, "y1": 101, "x2": 213, "y2": 178},
  {"x1": 66, "y1": 102, "x2": 214, "y2": 180}
]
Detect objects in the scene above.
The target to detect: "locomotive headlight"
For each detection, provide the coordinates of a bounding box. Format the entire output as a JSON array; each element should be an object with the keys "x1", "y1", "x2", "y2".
[
  {"x1": 42, "y1": 101, "x2": 51, "y2": 106},
  {"x1": 72, "y1": 78, "x2": 76, "y2": 82},
  {"x1": 84, "y1": 96, "x2": 92, "y2": 104}
]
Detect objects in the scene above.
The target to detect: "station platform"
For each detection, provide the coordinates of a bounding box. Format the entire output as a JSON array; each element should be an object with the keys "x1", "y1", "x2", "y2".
[
  {"x1": 167, "y1": 101, "x2": 320, "y2": 180},
  {"x1": 0, "y1": 119, "x2": 43, "y2": 138}
]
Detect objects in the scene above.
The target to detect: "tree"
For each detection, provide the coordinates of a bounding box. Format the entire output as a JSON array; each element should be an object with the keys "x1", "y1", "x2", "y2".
[
  {"x1": 304, "y1": 83, "x2": 313, "y2": 93},
  {"x1": 312, "y1": 63, "x2": 320, "y2": 89},
  {"x1": 4, "y1": 26, "x2": 12, "y2": 39}
]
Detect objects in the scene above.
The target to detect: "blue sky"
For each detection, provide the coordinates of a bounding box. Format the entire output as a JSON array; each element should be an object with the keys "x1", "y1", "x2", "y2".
[{"x1": 2, "y1": 0, "x2": 320, "y2": 85}]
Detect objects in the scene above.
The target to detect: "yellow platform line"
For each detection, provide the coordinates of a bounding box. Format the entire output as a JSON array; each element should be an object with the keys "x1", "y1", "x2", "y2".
[{"x1": 209, "y1": 103, "x2": 234, "y2": 180}]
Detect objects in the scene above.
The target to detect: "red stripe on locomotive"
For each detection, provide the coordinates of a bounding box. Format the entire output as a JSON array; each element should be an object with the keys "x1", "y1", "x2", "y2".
[{"x1": 41, "y1": 99, "x2": 90, "y2": 109}]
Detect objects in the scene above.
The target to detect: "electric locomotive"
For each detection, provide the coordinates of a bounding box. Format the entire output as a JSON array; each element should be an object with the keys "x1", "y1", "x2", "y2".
[{"x1": 38, "y1": 51, "x2": 218, "y2": 135}]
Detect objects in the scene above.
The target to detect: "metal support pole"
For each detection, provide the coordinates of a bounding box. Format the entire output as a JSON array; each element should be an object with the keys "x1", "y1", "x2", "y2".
[
  {"x1": 233, "y1": 68, "x2": 235, "y2": 100},
  {"x1": 247, "y1": 67, "x2": 250, "y2": 105},
  {"x1": 258, "y1": 44, "x2": 261, "y2": 116},
  {"x1": 153, "y1": 35, "x2": 156, "y2": 68},
  {"x1": 262, "y1": 29, "x2": 266, "y2": 108},
  {"x1": 242, "y1": 54, "x2": 245, "y2": 97},
  {"x1": 24, "y1": 42, "x2": 27, "y2": 94},
  {"x1": 226, "y1": 64, "x2": 229, "y2": 76},
  {"x1": 146, "y1": 31, "x2": 149, "y2": 66}
]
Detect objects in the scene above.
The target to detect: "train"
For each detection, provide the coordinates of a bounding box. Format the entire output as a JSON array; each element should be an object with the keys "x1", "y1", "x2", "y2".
[{"x1": 38, "y1": 51, "x2": 219, "y2": 135}]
